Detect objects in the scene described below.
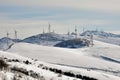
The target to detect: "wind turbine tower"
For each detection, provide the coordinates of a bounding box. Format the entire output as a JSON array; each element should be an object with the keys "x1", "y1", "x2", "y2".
[
  {"x1": 75, "y1": 25, "x2": 77, "y2": 38},
  {"x1": 83, "y1": 26, "x2": 85, "y2": 33},
  {"x1": 67, "y1": 29, "x2": 70, "y2": 40},
  {"x1": 43, "y1": 28, "x2": 45, "y2": 34},
  {"x1": 7, "y1": 32, "x2": 9, "y2": 38},
  {"x1": 6, "y1": 32, "x2": 9, "y2": 46},
  {"x1": 48, "y1": 23, "x2": 51, "y2": 33},
  {"x1": 90, "y1": 33, "x2": 94, "y2": 47},
  {"x1": 14, "y1": 30, "x2": 17, "y2": 40}
]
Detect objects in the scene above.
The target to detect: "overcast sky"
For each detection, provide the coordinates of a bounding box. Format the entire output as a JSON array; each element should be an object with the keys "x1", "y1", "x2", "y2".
[{"x1": 0, "y1": 0, "x2": 120, "y2": 39}]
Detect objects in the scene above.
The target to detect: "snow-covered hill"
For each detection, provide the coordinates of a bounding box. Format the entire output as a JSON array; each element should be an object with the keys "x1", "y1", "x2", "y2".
[
  {"x1": 7, "y1": 40, "x2": 120, "y2": 77},
  {"x1": 80, "y1": 30, "x2": 120, "y2": 45},
  {"x1": 0, "y1": 37, "x2": 14, "y2": 51},
  {"x1": 22, "y1": 32, "x2": 69, "y2": 46},
  {"x1": 0, "y1": 50, "x2": 120, "y2": 80},
  {"x1": 81, "y1": 30, "x2": 120, "y2": 38},
  {"x1": 0, "y1": 30, "x2": 119, "y2": 51},
  {"x1": 93, "y1": 35, "x2": 120, "y2": 46}
]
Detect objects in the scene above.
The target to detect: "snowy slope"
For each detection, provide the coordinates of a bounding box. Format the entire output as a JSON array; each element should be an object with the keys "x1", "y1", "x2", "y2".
[
  {"x1": 7, "y1": 41, "x2": 120, "y2": 77},
  {"x1": 0, "y1": 51, "x2": 81, "y2": 80},
  {"x1": 0, "y1": 50, "x2": 120, "y2": 80},
  {"x1": 0, "y1": 37, "x2": 14, "y2": 50},
  {"x1": 93, "y1": 35, "x2": 120, "y2": 45},
  {"x1": 78, "y1": 40, "x2": 120, "y2": 63},
  {"x1": 80, "y1": 30, "x2": 120, "y2": 45},
  {"x1": 22, "y1": 32, "x2": 69, "y2": 46}
]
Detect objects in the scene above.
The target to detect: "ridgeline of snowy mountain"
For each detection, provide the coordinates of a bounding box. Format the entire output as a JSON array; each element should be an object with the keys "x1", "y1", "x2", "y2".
[
  {"x1": 81, "y1": 30, "x2": 120, "y2": 38},
  {"x1": 93, "y1": 35, "x2": 120, "y2": 46},
  {"x1": 0, "y1": 30, "x2": 120, "y2": 50},
  {"x1": 81, "y1": 30, "x2": 120, "y2": 45},
  {"x1": 0, "y1": 37, "x2": 14, "y2": 50},
  {"x1": 22, "y1": 32, "x2": 68, "y2": 46}
]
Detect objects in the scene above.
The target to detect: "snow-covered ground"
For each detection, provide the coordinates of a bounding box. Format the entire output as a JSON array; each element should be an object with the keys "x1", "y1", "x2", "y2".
[
  {"x1": 0, "y1": 50, "x2": 120, "y2": 80},
  {"x1": 93, "y1": 35, "x2": 120, "y2": 46},
  {"x1": 0, "y1": 51, "x2": 82, "y2": 80},
  {"x1": 7, "y1": 40, "x2": 120, "y2": 78}
]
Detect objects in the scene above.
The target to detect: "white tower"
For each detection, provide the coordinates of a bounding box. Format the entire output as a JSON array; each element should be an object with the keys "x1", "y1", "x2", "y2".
[
  {"x1": 96, "y1": 27, "x2": 98, "y2": 32},
  {"x1": 6, "y1": 32, "x2": 9, "y2": 46},
  {"x1": 14, "y1": 30, "x2": 17, "y2": 40},
  {"x1": 83, "y1": 26, "x2": 85, "y2": 33},
  {"x1": 75, "y1": 25, "x2": 77, "y2": 39},
  {"x1": 90, "y1": 33, "x2": 93, "y2": 47},
  {"x1": 53, "y1": 29, "x2": 55, "y2": 33},
  {"x1": 7, "y1": 32, "x2": 9, "y2": 38},
  {"x1": 67, "y1": 30, "x2": 70, "y2": 40},
  {"x1": 43, "y1": 28, "x2": 45, "y2": 34},
  {"x1": 48, "y1": 23, "x2": 51, "y2": 33}
]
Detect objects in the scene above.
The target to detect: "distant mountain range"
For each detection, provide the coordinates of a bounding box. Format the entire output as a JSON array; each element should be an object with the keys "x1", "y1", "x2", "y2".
[
  {"x1": 81, "y1": 30, "x2": 120, "y2": 45},
  {"x1": 81, "y1": 30, "x2": 120, "y2": 38},
  {"x1": 0, "y1": 30, "x2": 120, "y2": 50}
]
